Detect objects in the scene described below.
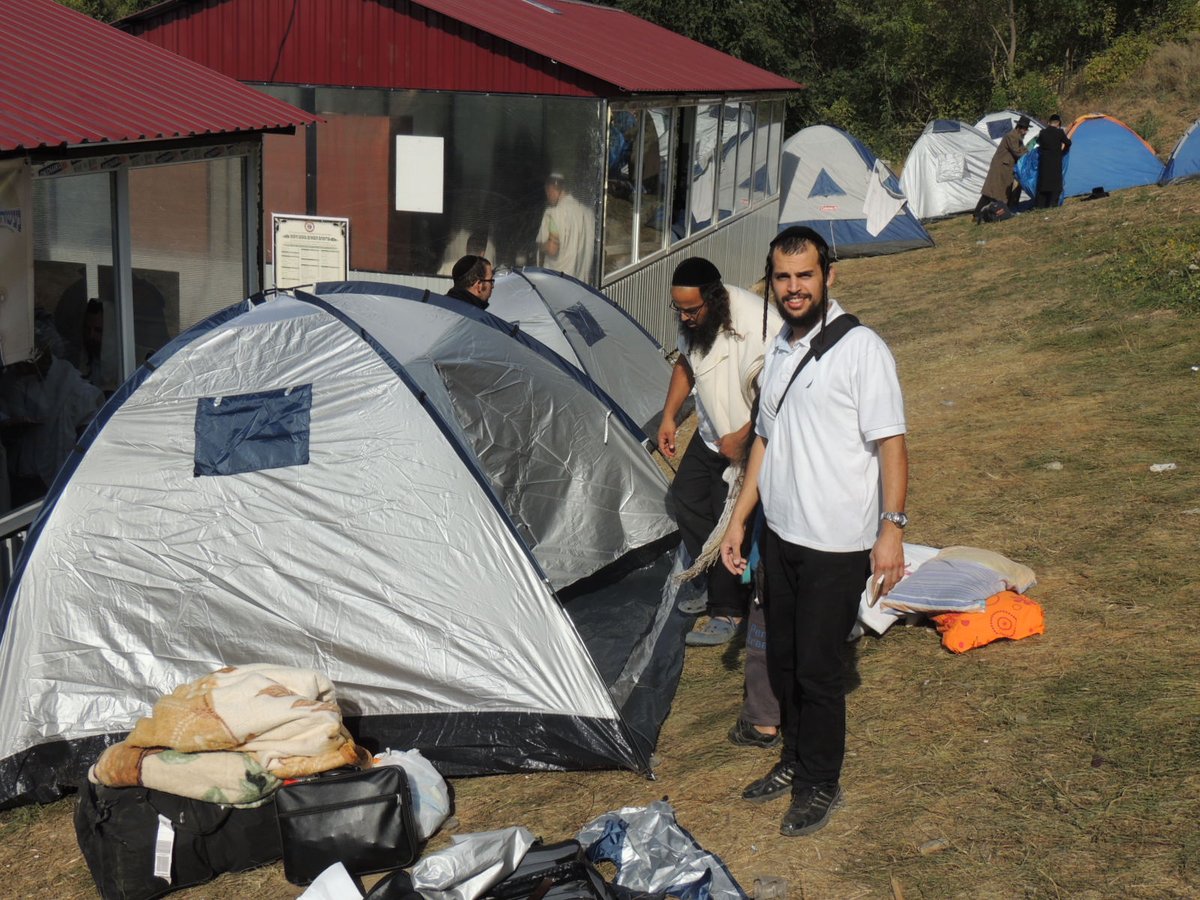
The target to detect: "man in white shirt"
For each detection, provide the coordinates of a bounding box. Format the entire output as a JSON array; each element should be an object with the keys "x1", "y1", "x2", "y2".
[
  {"x1": 658, "y1": 257, "x2": 780, "y2": 646},
  {"x1": 537, "y1": 174, "x2": 595, "y2": 282},
  {"x1": 720, "y1": 226, "x2": 908, "y2": 837}
]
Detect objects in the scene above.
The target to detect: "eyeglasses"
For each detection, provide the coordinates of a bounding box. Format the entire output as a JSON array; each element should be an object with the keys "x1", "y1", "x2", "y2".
[
  {"x1": 479, "y1": 278, "x2": 495, "y2": 284},
  {"x1": 669, "y1": 299, "x2": 706, "y2": 319}
]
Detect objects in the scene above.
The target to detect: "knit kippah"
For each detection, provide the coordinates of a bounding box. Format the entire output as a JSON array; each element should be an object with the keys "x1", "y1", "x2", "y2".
[
  {"x1": 451, "y1": 255, "x2": 482, "y2": 282},
  {"x1": 671, "y1": 257, "x2": 721, "y2": 287}
]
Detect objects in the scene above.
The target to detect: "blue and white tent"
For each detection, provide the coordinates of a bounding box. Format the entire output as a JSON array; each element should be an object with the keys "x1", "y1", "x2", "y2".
[
  {"x1": 778, "y1": 125, "x2": 933, "y2": 257},
  {"x1": 0, "y1": 290, "x2": 684, "y2": 806},
  {"x1": 899, "y1": 120, "x2": 997, "y2": 220},
  {"x1": 1017, "y1": 113, "x2": 1163, "y2": 200},
  {"x1": 1160, "y1": 117, "x2": 1200, "y2": 184}
]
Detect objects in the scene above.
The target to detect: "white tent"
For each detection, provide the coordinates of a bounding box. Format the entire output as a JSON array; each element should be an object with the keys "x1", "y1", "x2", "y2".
[
  {"x1": 0, "y1": 290, "x2": 683, "y2": 805},
  {"x1": 899, "y1": 119, "x2": 998, "y2": 220},
  {"x1": 778, "y1": 125, "x2": 933, "y2": 257}
]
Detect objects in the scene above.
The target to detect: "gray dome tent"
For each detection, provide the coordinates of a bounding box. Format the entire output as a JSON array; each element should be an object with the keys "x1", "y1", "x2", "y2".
[
  {"x1": 0, "y1": 290, "x2": 683, "y2": 806},
  {"x1": 485, "y1": 268, "x2": 674, "y2": 438}
]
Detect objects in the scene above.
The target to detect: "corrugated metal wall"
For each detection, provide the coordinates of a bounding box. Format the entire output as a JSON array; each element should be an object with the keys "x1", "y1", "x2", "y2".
[
  {"x1": 127, "y1": 0, "x2": 608, "y2": 96},
  {"x1": 604, "y1": 202, "x2": 780, "y2": 348}
]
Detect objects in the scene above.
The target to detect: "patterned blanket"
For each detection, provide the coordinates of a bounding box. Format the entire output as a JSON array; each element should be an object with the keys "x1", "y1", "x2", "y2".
[{"x1": 90, "y1": 664, "x2": 369, "y2": 805}]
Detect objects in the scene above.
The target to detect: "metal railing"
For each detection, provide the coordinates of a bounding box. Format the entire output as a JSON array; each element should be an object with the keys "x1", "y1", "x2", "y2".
[{"x1": 0, "y1": 501, "x2": 40, "y2": 596}]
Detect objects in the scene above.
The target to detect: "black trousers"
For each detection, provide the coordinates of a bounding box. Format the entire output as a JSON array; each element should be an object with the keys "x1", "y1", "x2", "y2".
[
  {"x1": 670, "y1": 436, "x2": 748, "y2": 618},
  {"x1": 762, "y1": 527, "x2": 869, "y2": 787},
  {"x1": 1034, "y1": 190, "x2": 1060, "y2": 208}
]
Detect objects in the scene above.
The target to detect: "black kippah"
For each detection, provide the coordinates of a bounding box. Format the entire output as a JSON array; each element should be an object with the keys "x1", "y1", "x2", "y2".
[
  {"x1": 452, "y1": 255, "x2": 481, "y2": 282},
  {"x1": 671, "y1": 257, "x2": 721, "y2": 287}
]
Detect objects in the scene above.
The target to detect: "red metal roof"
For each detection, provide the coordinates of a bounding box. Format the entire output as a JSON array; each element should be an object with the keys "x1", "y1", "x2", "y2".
[
  {"x1": 0, "y1": 0, "x2": 319, "y2": 155},
  {"x1": 121, "y1": 0, "x2": 800, "y2": 96},
  {"x1": 414, "y1": 0, "x2": 800, "y2": 93}
]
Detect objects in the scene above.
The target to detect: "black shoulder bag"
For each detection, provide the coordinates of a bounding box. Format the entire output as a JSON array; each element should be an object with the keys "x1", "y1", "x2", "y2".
[{"x1": 773, "y1": 314, "x2": 860, "y2": 412}]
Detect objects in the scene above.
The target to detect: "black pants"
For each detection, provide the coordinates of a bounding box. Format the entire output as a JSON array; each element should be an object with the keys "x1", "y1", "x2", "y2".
[
  {"x1": 1034, "y1": 190, "x2": 1060, "y2": 208},
  {"x1": 671, "y1": 436, "x2": 748, "y2": 618},
  {"x1": 762, "y1": 527, "x2": 869, "y2": 787}
]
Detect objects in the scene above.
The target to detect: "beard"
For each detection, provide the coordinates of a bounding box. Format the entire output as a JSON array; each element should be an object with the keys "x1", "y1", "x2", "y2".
[
  {"x1": 774, "y1": 285, "x2": 827, "y2": 334},
  {"x1": 682, "y1": 310, "x2": 724, "y2": 356}
]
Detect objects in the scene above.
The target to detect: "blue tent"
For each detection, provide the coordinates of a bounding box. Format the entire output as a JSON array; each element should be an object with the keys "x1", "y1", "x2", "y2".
[
  {"x1": 1018, "y1": 114, "x2": 1163, "y2": 201},
  {"x1": 1160, "y1": 118, "x2": 1200, "y2": 184},
  {"x1": 779, "y1": 125, "x2": 933, "y2": 256}
]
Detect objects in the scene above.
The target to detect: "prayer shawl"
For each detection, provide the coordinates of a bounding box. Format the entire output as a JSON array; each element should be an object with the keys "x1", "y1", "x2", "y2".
[{"x1": 90, "y1": 664, "x2": 368, "y2": 805}]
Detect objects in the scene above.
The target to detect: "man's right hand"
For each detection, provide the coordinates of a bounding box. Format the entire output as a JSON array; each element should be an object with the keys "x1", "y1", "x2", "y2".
[
  {"x1": 720, "y1": 520, "x2": 747, "y2": 577},
  {"x1": 657, "y1": 417, "x2": 677, "y2": 458}
]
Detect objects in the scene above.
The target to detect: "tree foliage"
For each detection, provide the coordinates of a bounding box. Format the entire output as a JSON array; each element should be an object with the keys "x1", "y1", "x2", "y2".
[{"x1": 614, "y1": 0, "x2": 1200, "y2": 158}]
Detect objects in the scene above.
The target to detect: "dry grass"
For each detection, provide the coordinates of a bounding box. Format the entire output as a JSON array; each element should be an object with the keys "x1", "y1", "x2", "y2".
[
  {"x1": 6, "y1": 181, "x2": 1200, "y2": 898},
  {"x1": 1066, "y1": 32, "x2": 1200, "y2": 155}
]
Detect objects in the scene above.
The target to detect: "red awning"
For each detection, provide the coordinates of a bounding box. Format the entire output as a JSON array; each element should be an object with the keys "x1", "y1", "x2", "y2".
[{"x1": 0, "y1": 0, "x2": 319, "y2": 155}]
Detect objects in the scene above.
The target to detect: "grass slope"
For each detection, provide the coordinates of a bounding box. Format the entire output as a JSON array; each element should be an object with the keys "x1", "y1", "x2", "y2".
[{"x1": 4, "y1": 180, "x2": 1199, "y2": 898}]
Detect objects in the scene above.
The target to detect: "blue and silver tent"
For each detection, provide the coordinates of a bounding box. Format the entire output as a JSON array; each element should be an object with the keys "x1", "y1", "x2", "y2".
[
  {"x1": 899, "y1": 120, "x2": 997, "y2": 220},
  {"x1": 778, "y1": 125, "x2": 933, "y2": 257},
  {"x1": 0, "y1": 290, "x2": 684, "y2": 806},
  {"x1": 1160, "y1": 118, "x2": 1200, "y2": 185}
]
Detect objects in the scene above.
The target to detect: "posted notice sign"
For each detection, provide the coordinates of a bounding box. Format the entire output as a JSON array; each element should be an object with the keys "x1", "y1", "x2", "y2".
[{"x1": 272, "y1": 214, "x2": 349, "y2": 289}]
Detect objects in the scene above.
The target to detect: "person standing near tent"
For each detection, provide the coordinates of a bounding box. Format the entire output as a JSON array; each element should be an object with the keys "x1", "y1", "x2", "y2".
[
  {"x1": 537, "y1": 173, "x2": 595, "y2": 282},
  {"x1": 974, "y1": 115, "x2": 1030, "y2": 220},
  {"x1": 445, "y1": 255, "x2": 495, "y2": 310},
  {"x1": 1035, "y1": 114, "x2": 1072, "y2": 208},
  {"x1": 719, "y1": 226, "x2": 908, "y2": 837},
  {"x1": 658, "y1": 257, "x2": 780, "y2": 647}
]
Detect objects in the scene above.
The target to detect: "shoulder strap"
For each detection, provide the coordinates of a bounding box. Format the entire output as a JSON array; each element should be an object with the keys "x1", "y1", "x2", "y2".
[{"x1": 775, "y1": 314, "x2": 861, "y2": 411}]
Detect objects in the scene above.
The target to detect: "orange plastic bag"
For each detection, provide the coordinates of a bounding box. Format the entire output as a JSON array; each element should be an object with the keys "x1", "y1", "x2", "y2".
[{"x1": 932, "y1": 591, "x2": 1044, "y2": 654}]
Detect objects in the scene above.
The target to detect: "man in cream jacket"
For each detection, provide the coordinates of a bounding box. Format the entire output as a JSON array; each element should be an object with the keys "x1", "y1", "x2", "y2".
[{"x1": 658, "y1": 257, "x2": 781, "y2": 645}]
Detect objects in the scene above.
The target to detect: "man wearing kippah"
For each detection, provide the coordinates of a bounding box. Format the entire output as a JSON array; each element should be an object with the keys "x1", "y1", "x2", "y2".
[
  {"x1": 537, "y1": 173, "x2": 595, "y2": 281},
  {"x1": 720, "y1": 226, "x2": 908, "y2": 837},
  {"x1": 658, "y1": 257, "x2": 781, "y2": 646},
  {"x1": 446, "y1": 255, "x2": 494, "y2": 310}
]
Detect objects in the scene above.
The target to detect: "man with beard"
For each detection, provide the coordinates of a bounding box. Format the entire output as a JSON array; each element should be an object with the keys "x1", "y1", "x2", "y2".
[
  {"x1": 658, "y1": 257, "x2": 780, "y2": 646},
  {"x1": 719, "y1": 226, "x2": 908, "y2": 836}
]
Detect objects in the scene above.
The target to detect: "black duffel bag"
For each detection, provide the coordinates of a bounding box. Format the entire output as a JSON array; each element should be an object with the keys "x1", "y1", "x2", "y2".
[{"x1": 74, "y1": 780, "x2": 281, "y2": 900}]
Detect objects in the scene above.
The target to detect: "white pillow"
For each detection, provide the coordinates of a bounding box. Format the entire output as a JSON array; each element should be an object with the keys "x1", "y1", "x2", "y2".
[{"x1": 880, "y1": 558, "x2": 1004, "y2": 614}]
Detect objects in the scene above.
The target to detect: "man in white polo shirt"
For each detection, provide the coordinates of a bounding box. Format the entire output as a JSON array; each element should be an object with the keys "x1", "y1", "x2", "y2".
[{"x1": 720, "y1": 225, "x2": 908, "y2": 837}]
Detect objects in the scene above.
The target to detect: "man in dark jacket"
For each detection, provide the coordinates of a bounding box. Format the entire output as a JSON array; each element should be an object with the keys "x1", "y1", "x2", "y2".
[
  {"x1": 446, "y1": 255, "x2": 494, "y2": 310},
  {"x1": 1035, "y1": 114, "x2": 1072, "y2": 208}
]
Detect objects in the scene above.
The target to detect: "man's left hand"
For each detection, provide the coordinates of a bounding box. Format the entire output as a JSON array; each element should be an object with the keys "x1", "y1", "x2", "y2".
[{"x1": 716, "y1": 431, "x2": 745, "y2": 461}]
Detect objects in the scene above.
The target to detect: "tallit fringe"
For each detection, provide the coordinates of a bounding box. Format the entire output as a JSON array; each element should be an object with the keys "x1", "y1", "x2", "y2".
[{"x1": 674, "y1": 462, "x2": 745, "y2": 584}]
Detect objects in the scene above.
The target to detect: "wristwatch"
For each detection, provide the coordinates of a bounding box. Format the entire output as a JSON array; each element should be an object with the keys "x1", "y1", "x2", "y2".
[{"x1": 881, "y1": 511, "x2": 909, "y2": 529}]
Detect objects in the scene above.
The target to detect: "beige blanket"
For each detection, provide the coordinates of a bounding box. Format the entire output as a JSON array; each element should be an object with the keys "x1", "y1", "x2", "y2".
[{"x1": 90, "y1": 664, "x2": 368, "y2": 803}]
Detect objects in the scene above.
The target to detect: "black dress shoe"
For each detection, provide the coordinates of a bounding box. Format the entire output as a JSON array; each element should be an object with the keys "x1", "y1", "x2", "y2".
[
  {"x1": 727, "y1": 717, "x2": 782, "y2": 749},
  {"x1": 741, "y1": 761, "x2": 795, "y2": 803},
  {"x1": 780, "y1": 782, "x2": 844, "y2": 836}
]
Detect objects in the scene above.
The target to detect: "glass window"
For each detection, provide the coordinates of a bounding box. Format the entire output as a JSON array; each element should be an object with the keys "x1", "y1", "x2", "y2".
[
  {"x1": 292, "y1": 88, "x2": 603, "y2": 284},
  {"x1": 768, "y1": 100, "x2": 785, "y2": 197},
  {"x1": 752, "y1": 102, "x2": 770, "y2": 203},
  {"x1": 604, "y1": 105, "x2": 637, "y2": 276},
  {"x1": 689, "y1": 103, "x2": 721, "y2": 233},
  {"x1": 638, "y1": 108, "x2": 672, "y2": 261},
  {"x1": 128, "y1": 158, "x2": 247, "y2": 359}
]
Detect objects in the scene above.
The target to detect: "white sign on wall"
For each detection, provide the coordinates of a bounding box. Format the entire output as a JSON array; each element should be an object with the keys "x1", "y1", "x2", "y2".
[
  {"x1": 395, "y1": 135, "x2": 444, "y2": 213},
  {"x1": 0, "y1": 159, "x2": 34, "y2": 366},
  {"x1": 272, "y1": 214, "x2": 349, "y2": 289}
]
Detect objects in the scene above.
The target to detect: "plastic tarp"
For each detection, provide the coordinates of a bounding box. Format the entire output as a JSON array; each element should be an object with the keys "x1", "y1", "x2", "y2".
[
  {"x1": 0, "y1": 291, "x2": 683, "y2": 806},
  {"x1": 899, "y1": 120, "x2": 997, "y2": 220},
  {"x1": 779, "y1": 125, "x2": 933, "y2": 257},
  {"x1": 1161, "y1": 118, "x2": 1200, "y2": 184},
  {"x1": 487, "y1": 269, "x2": 673, "y2": 439}
]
